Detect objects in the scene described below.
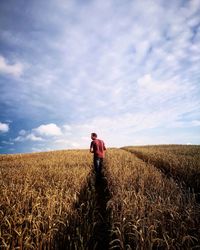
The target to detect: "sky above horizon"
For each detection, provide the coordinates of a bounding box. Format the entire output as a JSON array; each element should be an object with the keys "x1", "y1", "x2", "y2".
[{"x1": 0, "y1": 0, "x2": 200, "y2": 154}]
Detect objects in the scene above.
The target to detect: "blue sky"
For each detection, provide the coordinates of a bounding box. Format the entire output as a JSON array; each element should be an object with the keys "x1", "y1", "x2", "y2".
[{"x1": 0, "y1": 0, "x2": 200, "y2": 154}]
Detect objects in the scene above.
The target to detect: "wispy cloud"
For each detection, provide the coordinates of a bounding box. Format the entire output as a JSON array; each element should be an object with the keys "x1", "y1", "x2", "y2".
[
  {"x1": 0, "y1": 55, "x2": 24, "y2": 78},
  {"x1": 0, "y1": 0, "x2": 200, "y2": 153},
  {"x1": 2, "y1": 140, "x2": 14, "y2": 145},
  {"x1": 14, "y1": 133, "x2": 44, "y2": 142}
]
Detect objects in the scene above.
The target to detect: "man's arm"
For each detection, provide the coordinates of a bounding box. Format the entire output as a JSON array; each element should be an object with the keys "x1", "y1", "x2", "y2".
[
  {"x1": 103, "y1": 141, "x2": 106, "y2": 151},
  {"x1": 90, "y1": 141, "x2": 94, "y2": 153}
]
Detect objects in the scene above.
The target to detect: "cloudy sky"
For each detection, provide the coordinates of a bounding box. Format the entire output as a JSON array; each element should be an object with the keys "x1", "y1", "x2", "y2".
[{"x1": 0, "y1": 0, "x2": 200, "y2": 154}]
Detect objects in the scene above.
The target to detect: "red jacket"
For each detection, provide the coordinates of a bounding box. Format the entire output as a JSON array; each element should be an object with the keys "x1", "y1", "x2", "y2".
[{"x1": 90, "y1": 139, "x2": 106, "y2": 158}]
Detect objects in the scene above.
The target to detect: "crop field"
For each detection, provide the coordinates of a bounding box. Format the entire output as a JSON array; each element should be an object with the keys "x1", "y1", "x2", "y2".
[
  {"x1": 0, "y1": 145, "x2": 200, "y2": 249},
  {"x1": 122, "y1": 145, "x2": 200, "y2": 198}
]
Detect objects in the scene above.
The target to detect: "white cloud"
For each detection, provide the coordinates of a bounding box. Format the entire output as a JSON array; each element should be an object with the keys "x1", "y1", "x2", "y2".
[
  {"x1": 137, "y1": 74, "x2": 181, "y2": 94},
  {"x1": 31, "y1": 147, "x2": 53, "y2": 152},
  {"x1": 33, "y1": 123, "x2": 63, "y2": 136},
  {"x1": 81, "y1": 136, "x2": 90, "y2": 141},
  {"x1": 1, "y1": 0, "x2": 199, "y2": 121},
  {"x1": 63, "y1": 124, "x2": 71, "y2": 131},
  {"x1": 2, "y1": 140, "x2": 14, "y2": 145},
  {"x1": 14, "y1": 133, "x2": 44, "y2": 142},
  {"x1": 1, "y1": 0, "x2": 200, "y2": 152},
  {"x1": 26, "y1": 134, "x2": 44, "y2": 141},
  {"x1": 191, "y1": 120, "x2": 200, "y2": 126},
  {"x1": 62, "y1": 124, "x2": 72, "y2": 135},
  {"x1": 54, "y1": 138, "x2": 69, "y2": 144},
  {"x1": 71, "y1": 142, "x2": 80, "y2": 148},
  {"x1": 19, "y1": 129, "x2": 26, "y2": 136},
  {"x1": 13, "y1": 123, "x2": 63, "y2": 144},
  {"x1": 0, "y1": 55, "x2": 24, "y2": 77},
  {"x1": 0, "y1": 122, "x2": 9, "y2": 133}
]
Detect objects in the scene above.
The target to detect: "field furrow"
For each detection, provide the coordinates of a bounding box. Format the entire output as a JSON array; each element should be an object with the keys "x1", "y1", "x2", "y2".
[
  {"x1": 122, "y1": 146, "x2": 200, "y2": 201},
  {"x1": 105, "y1": 149, "x2": 200, "y2": 250}
]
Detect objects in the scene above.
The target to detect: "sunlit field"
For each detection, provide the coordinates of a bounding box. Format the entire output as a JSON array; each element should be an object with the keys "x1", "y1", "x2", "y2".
[
  {"x1": 0, "y1": 146, "x2": 200, "y2": 249},
  {"x1": 106, "y1": 148, "x2": 200, "y2": 249},
  {"x1": 123, "y1": 145, "x2": 200, "y2": 197},
  {"x1": 0, "y1": 150, "x2": 92, "y2": 249}
]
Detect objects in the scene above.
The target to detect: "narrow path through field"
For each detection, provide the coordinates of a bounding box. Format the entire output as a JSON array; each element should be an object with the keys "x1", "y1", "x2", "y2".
[
  {"x1": 54, "y1": 169, "x2": 112, "y2": 249},
  {"x1": 88, "y1": 171, "x2": 112, "y2": 250}
]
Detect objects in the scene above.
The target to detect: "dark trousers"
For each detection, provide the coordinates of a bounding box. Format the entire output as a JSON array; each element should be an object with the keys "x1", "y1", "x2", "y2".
[{"x1": 94, "y1": 157, "x2": 103, "y2": 175}]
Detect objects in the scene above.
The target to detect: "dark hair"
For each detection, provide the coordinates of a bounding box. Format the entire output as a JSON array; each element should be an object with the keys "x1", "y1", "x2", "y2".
[{"x1": 91, "y1": 132, "x2": 97, "y2": 138}]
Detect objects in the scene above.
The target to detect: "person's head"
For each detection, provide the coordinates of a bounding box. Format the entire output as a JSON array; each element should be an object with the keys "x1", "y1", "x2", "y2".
[{"x1": 91, "y1": 132, "x2": 97, "y2": 140}]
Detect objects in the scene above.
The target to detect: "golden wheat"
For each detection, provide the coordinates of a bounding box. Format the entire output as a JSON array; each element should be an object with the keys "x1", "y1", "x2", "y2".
[
  {"x1": 0, "y1": 150, "x2": 92, "y2": 249},
  {"x1": 0, "y1": 146, "x2": 199, "y2": 249},
  {"x1": 105, "y1": 149, "x2": 200, "y2": 249},
  {"x1": 123, "y1": 145, "x2": 200, "y2": 195}
]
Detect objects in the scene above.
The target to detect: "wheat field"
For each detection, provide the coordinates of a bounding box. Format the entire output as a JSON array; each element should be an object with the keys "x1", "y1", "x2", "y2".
[
  {"x1": 0, "y1": 146, "x2": 200, "y2": 249},
  {"x1": 122, "y1": 145, "x2": 200, "y2": 197}
]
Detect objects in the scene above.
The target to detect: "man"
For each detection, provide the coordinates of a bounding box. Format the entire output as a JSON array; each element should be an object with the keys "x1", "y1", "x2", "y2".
[{"x1": 90, "y1": 133, "x2": 106, "y2": 175}]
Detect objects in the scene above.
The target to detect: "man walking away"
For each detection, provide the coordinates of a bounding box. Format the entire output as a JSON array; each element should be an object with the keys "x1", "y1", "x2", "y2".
[{"x1": 90, "y1": 133, "x2": 106, "y2": 175}]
